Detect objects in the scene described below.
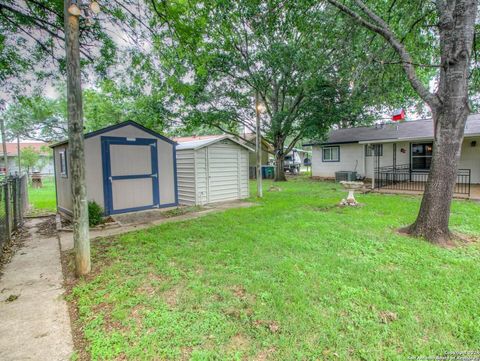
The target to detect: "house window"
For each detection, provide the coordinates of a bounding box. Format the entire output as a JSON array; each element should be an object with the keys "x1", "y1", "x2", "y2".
[
  {"x1": 365, "y1": 144, "x2": 383, "y2": 156},
  {"x1": 322, "y1": 146, "x2": 340, "y2": 162},
  {"x1": 411, "y1": 143, "x2": 433, "y2": 170},
  {"x1": 59, "y1": 150, "x2": 68, "y2": 177}
]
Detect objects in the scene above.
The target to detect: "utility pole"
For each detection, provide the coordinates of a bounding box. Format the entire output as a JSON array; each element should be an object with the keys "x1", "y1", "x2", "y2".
[
  {"x1": 255, "y1": 91, "x2": 263, "y2": 198},
  {"x1": 65, "y1": 0, "x2": 91, "y2": 276}
]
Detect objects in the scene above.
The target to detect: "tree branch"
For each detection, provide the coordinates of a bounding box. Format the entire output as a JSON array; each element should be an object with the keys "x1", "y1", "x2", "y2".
[{"x1": 326, "y1": 0, "x2": 440, "y2": 109}]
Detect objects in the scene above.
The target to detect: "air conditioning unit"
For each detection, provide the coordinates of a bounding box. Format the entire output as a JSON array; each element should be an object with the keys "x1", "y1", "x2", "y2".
[{"x1": 335, "y1": 171, "x2": 357, "y2": 182}]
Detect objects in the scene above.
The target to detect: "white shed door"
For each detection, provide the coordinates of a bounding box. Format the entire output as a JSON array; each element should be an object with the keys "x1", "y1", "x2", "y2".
[{"x1": 207, "y1": 143, "x2": 240, "y2": 203}]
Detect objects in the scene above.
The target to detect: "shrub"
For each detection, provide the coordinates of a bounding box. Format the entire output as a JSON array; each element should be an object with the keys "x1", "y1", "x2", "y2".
[{"x1": 88, "y1": 201, "x2": 104, "y2": 227}]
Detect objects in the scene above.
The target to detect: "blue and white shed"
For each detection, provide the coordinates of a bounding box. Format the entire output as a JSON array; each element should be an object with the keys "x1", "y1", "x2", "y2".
[{"x1": 51, "y1": 121, "x2": 178, "y2": 216}]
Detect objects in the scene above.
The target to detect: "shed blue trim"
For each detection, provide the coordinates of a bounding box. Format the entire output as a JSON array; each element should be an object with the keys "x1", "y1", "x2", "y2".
[
  {"x1": 101, "y1": 136, "x2": 160, "y2": 215},
  {"x1": 101, "y1": 137, "x2": 110, "y2": 216},
  {"x1": 110, "y1": 174, "x2": 154, "y2": 180},
  {"x1": 50, "y1": 120, "x2": 177, "y2": 148}
]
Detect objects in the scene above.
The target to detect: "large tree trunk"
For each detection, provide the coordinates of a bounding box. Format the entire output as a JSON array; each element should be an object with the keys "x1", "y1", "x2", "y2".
[
  {"x1": 407, "y1": 1, "x2": 475, "y2": 243},
  {"x1": 274, "y1": 152, "x2": 286, "y2": 182},
  {"x1": 407, "y1": 111, "x2": 468, "y2": 243}
]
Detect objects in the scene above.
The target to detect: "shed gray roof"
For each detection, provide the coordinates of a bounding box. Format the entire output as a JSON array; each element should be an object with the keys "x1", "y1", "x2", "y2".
[
  {"x1": 176, "y1": 135, "x2": 254, "y2": 151},
  {"x1": 304, "y1": 113, "x2": 480, "y2": 146},
  {"x1": 50, "y1": 120, "x2": 176, "y2": 148}
]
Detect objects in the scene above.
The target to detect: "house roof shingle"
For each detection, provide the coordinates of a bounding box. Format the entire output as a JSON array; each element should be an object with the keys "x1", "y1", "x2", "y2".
[{"x1": 303, "y1": 114, "x2": 480, "y2": 146}]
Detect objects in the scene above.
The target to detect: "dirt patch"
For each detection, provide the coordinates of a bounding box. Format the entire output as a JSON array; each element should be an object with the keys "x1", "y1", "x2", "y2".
[
  {"x1": 311, "y1": 205, "x2": 337, "y2": 212},
  {"x1": 136, "y1": 273, "x2": 168, "y2": 297},
  {"x1": 231, "y1": 285, "x2": 247, "y2": 299},
  {"x1": 36, "y1": 216, "x2": 57, "y2": 238},
  {"x1": 397, "y1": 227, "x2": 479, "y2": 248},
  {"x1": 379, "y1": 311, "x2": 398, "y2": 324},
  {"x1": 161, "y1": 282, "x2": 185, "y2": 308},
  {"x1": 226, "y1": 333, "x2": 251, "y2": 352},
  {"x1": 254, "y1": 347, "x2": 277, "y2": 361},
  {"x1": 61, "y1": 249, "x2": 90, "y2": 361},
  {"x1": 230, "y1": 285, "x2": 256, "y2": 305},
  {"x1": 252, "y1": 320, "x2": 280, "y2": 334}
]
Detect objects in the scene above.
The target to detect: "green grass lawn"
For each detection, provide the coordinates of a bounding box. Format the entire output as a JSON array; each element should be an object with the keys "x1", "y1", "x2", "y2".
[
  {"x1": 28, "y1": 176, "x2": 56, "y2": 214},
  {"x1": 69, "y1": 178, "x2": 480, "y2": 360}
]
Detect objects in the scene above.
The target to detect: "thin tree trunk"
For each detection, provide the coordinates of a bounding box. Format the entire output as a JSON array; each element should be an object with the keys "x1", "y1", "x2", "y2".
[{"x1": 65, "y1": 0, "x2": 90, "y2": 276}]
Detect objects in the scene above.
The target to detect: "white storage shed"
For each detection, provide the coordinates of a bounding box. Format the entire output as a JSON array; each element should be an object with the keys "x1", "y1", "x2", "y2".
[{"x1": 176, "y1": 136, "x2": 252, "y2": 205}]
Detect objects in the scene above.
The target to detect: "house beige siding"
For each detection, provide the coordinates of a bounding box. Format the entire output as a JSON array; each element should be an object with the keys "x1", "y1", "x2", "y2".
[
  {"x1": 312, "y1": 143, "x2": 365, "y2": 178},
  {"x1": 83, "y1": 124, "x2": 176, "y2": 209},
  {"x1": 459, "y1": 137, "x2": 480, "y2": 184},
  {"x1": 53, "y1": 144, "x2": 72, "y2": 214},
  {"x1": 176, "y1": 139, "x2": 250, "y2": 206},
  {"x1": 312, "y1": 138, "x2": 480, "y2": 184}
]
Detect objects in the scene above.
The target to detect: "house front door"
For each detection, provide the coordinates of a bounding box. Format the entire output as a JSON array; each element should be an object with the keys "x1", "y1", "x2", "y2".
[{"x1": 101, "y1": 136, "x2": 159, "y2": 215}]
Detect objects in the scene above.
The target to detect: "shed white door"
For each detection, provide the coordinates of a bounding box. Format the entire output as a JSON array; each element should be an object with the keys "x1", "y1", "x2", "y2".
[
  {"x1": 207, "y1": 143, "x2": 241, "y2": 203},
  {"x1": 102, "y1": 137, "x2": 159, "y2": 215}
]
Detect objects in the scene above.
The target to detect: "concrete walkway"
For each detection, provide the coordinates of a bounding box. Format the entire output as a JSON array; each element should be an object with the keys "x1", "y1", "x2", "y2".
[{"x1": 0, "y1": 218, "x2": 73, "y2": 361}]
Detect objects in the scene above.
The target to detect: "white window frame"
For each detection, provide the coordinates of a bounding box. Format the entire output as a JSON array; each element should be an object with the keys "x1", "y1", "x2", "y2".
[
  {"x1": 411, "y1": 142, "x2": 433, "y2": 171},
  {"x1": 322, "y1": 146, "x2": 340, "y2": 162},
  {"x1": 59, "y1": 150, "x2": 68, "y2": 178}
]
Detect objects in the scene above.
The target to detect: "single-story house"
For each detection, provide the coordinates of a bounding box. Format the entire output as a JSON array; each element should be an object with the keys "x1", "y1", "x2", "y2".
[
  {"x1": 0, "y1": 142, "x2": 54, "y2": 175},
  {"x1": 176, "y1": 136, "x2": 252, "y2": 205},
  {"x1": 51, "y1": 121, "x2": 178, "y2": 217},
  {"x1": 304, "y1": 114, "x2": 480, "y2": 196}
]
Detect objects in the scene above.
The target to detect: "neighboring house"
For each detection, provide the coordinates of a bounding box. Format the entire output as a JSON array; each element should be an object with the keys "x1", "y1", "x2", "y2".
[
  {"x1": 51, "y1": 121, "x2": 178, "y2": 217},
  {"x1": 0, "y1": 142, "x2": 54, "y2": 175},
  {"x1": 304, "y1": 114, "x2": 480, "y2": 196},
  {"x1": 176, "y1": 136, "x2": 252, "y2": 205}
]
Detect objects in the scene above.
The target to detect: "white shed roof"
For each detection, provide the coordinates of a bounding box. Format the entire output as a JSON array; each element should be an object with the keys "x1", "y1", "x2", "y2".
[{"x1": 176, "y1": 135, "x2": 254, "y2": 152}]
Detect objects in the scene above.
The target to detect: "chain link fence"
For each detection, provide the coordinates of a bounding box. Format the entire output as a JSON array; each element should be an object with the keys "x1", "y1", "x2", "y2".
[{"x1": 0, "y1": 175, "x2": 28, "y2": 254}]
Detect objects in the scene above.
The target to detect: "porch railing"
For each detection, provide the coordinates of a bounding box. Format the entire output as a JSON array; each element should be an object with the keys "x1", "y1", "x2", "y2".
[{"x1": 374, "y1": 164, "x2": 471, "y2": 196}]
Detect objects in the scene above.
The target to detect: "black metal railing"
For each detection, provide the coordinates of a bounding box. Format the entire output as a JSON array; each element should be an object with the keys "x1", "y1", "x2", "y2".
[{"x1": 374, "y1": 164, "x2": 471, "y2": 196}]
